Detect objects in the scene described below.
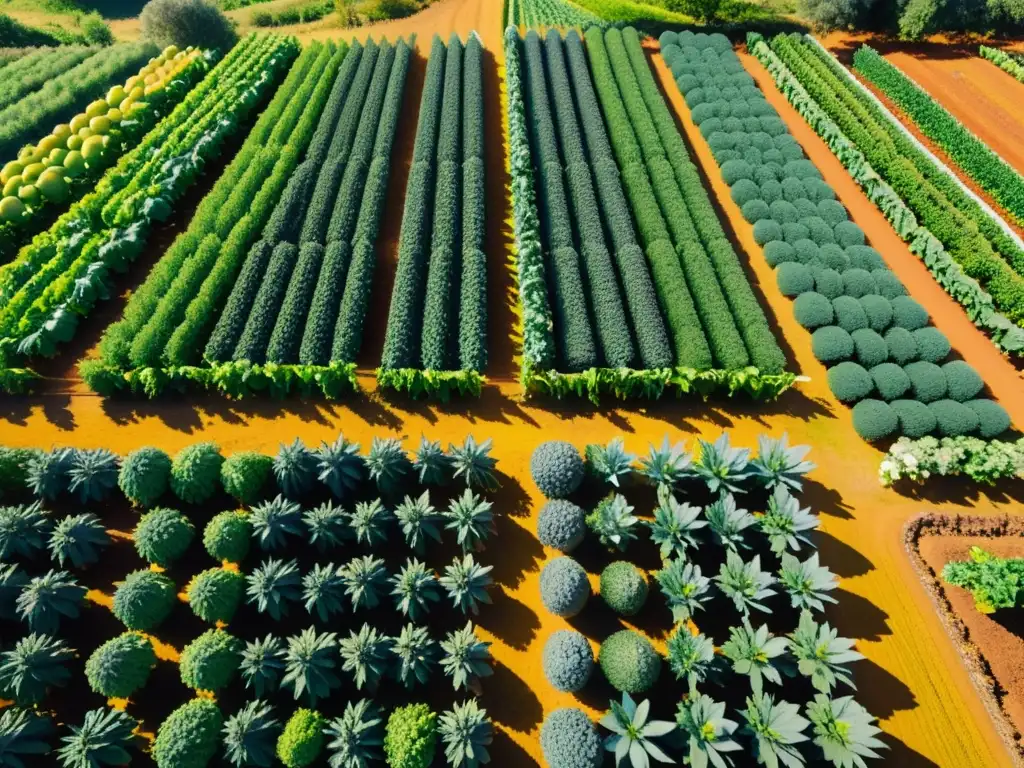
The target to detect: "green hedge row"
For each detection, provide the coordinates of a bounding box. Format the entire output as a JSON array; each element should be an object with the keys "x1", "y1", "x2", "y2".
[
  {"x1": 0, "y1": 45, "x2": 96, "y2": 112},
  {"x1": 459, "y1": 37, "x2": 486, "y2": 373},
  {"x1": 980, "y1": 45, "x2": 1024, "y2": 84}
]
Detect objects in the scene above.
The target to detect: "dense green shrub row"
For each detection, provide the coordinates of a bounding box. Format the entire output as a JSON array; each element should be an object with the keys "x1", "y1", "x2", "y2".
[
  {"x1": 0, "y1": 45, "x2": 97, "y2": 113},
  {"x1": 506, "y1": 0, "x2": 606, "y2": 27},
  {"x1": 980, "y1": 45, "x2": 1024, "y2": 84}
]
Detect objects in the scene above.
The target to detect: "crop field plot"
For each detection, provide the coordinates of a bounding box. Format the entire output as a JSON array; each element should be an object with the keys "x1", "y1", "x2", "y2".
[{"x1": 503, "y1": 0, "x2": 606, "y2": 30}]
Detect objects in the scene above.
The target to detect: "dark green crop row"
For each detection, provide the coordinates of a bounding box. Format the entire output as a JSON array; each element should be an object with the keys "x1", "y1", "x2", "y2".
[{"x1": 0, "y1": 45, "x2": 96, "y2": 112}]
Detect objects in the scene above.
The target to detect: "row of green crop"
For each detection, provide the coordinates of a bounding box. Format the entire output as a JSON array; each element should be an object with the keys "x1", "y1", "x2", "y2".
[
  {"x1": 760, "y1": 34, "x2": 1024, "y2": 355},
  {"x1": 0, "y1": 34, "x2": 298, "y2": 393},
  {"x1": 0, "y1": 45, "x2": 97, "y2": 112},
  {"x1": 506, "y1": 0, "x2": 607, "y2": 28},
  {"x1": 379, "y1": 33, "x2": 487, "y2": 400},
  {"x1": 980, "y1": 45, "x2": 1024, "y2": 84},
  {"x1": 852, "y1": 45, "x2": 1024, "y2": 232}
]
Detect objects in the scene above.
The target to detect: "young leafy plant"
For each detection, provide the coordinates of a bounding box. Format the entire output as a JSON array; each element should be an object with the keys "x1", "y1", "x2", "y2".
[
  {"x1": 48, "y1": 513, "x2": 110, "y2": 569},
  {"x1": 413, "y1": 437, "x2": 450, "y2": 486},
  {"x1": 715, "y1": 551, "x2": 777, "y2": 617},
  {"x1": 340, "y1": 555, "x2": 388, "y2": 611},
  {"x1": 0, "y1": 707, "x2": 53, "y2": 767},
  {"x1": 241, "y1": 634, "x2": 285, "y2": 698},
  {"x1": 274, "y1": 438, "x2": 318, "y2": 498},
  {"x1": 585, "y1": 494, "x2": 639, "y2": 552},
  {"x1": 0, "y1": 502, "x2": 50, "y2": 560},
  {"x1": 704, "y1": 493, "x2": 757, "y2": 551},
  {"x1": 223, "y1": 699, "x2": 280, "y2": 768},
  {"x1": 57, "y1": 707, "x2": 138, "y2": 768},
  {"x1": 66, "y1": 449, "x2": 119, "y2": 503},
  {"x1": 391, "y1": 623, "x2": 438, "y2": 689},
  {"x1": 302, "y1": 563, "x2": 347, "y2": 622},
  {"x1": 281, "y1": 628, "x2": 340, "y2": 707},
  {"x1": 778, "y1": 553, "x2": 838, "y2": 613},
  {"x1": 325, "y1": 699, "x2": 384, "y2": 768},
  {"x1": 394, "y1": 491, "x2": 443, "y2": 553},
  {"x1": 339, "y1": 623, "x2": 391, "y2": 692},
  {"x1": 315, "y1": 434, "x2": 364, "y2": 499},
  {"x1": 365, "y1": 438, "x2": 411, "y2": 495},
  {"x1": 760, "y1": 487, "x2": 819, "y2": 555},
  {"x1": 26, "y1": 449, "x2": 73, "y2": 500},
  {"x1": 694, "y1": 434, "x2": 751, "y2": 494},
  {"x1": 750, "y1": 433, "x2": 815, "y2": 492},
  {"x1": 637, "y1": 436, "x2": 692, "y2": 491},
  {"x1": 0, "y1": 563, "x2": 28, "y2": 620},
  {"x1": 247, "y1": 557, "x2": 302, "y2": 619},
  {"x1": 390, "y1": 559, "x2": 441, "y2": 620},
  {"x1": 348, "y1": 499, "x2": 392, "y2": 548},
  {"x1": 806, "y1": 695, "x2": 887, "y2": 768},
  {"x1": 586, "y1": 438, "x2": 635, "y2": 489},
  {"x1": 440, "y1": 622, "x2": 492, "y2": 692},
  {"x1": 444, "y1": 490, "x2": 493, "y2": 552},
  {"x1": 943, "y1": 546, "x2": 1024, "y2": 614},
  {"x1": 448, "y1": 436, "x2": 497, "y2": 490},
  {"x1": 0, "y1": 632, "x2": 74, "y2": 706},
  {"x1": 439, "y1": 699, "x2": 493, "y2": 768},
  {"x1": 250, "y1": 495, "x2": 304, "y2": 552},
  {"x1": 666, "y1": 627, "x2": 721, "y2": 697},
  {"x1": 647, "y1": 485, "x2": 706, "y2": 560},
  {"x1": 599, "y1": 692, "x2": 674, "y2": 767},
  {"x1": 789, "y1": 611, "x2": 863, "y2": 694},
  {"x1": 740, "y1": 692, "x2": 810, "y2": 768},
  {"x1": 439, "y1": 554, "x2": 493, "y2": 616},
  {"x1": 303, "y1": 502, "x2": 350, "y2": 552},
  {"x1": 656, "y1": 558, "x2": 713, "y2": 624},
  {"x1": 721, "y1": 621, "x2": 789, "y2": 697},
  {"x1": 676, "y1": 694, "x2": 742, "y2": 768},
  {"x1": 17, "y1": 569, "x2": 85, "y2": 634}
]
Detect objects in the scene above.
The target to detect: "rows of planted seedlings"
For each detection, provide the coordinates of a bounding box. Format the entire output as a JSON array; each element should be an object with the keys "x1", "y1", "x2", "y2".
[
  {"x1": 528, "y1": 432, "x2": 887, "y2": 768},
  {"x1": 0, "y1": 432, "x2": 501, "y2": 767}
]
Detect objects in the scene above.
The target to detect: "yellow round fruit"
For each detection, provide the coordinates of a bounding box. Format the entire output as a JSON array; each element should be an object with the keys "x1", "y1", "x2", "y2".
[
  {"x1": 2, "y1": 176, "x2": 22, "y2": 197},
  {"x1": 66, "y1": 134, "x2": 83, "y2": 151},
  {"x1": 51, "y1": 124, "x2": 72, "y2": 142},
  {"x1": 36, "y1": 169, "x2": 69, "y2": 203},
  {"x1": 81, "y1": 136, "x2": 105, "y2": 163},
  {"x1": 89, "y1": 116, "x2": 112, "y2": 134},
  {"x1": 69, "y1": 114, "x2": 89, "y2": 134},
  {"x1": 17, "y1": 184, "x2": 39, "y2": 206},
  {"x1": 63, "y1": 151, "x2": 86, "y2": 177},
  {"x1": 107, "y1": 108, "x2": 123, "y2": 123},
  {"x1": 124, "y1": 75, "x2": 141, "y2": 91},
  {"x1": 163, "y1": 45, "x2": 179, "y2": 57},
  {"x1": 85, "y1": 100, "x2": 108, "y2": 119},
  {"x1": 17, "y1": 146, "x2": 33, "y2": 161},
  {"x1": 0, "y1": 196, "x2": 26, "y2": 222},
  {"x1": 21, "y1": 163, "x2": 44, "y2": 183},
  {"x1": 48, "y1": 148, "x2": 68, "y2": 166},
  {"x1": 144, "y1": 83, "x2": 159, "y2": 97},
  {"x1": 106, "y1": 85, "x2": 126, "y2": 107},
  {"x1": 36, "y1": 135, "x2": 60, "y2": 155},
  {"x1": 0, "y1": 161, "x2": 23, "y2": 185},
  {"x1": 129, "y1": 86, "x2": 144, "y2": 101},
  {"x1": 77, "y1": 127, "x2": 94, "y2": 141}
]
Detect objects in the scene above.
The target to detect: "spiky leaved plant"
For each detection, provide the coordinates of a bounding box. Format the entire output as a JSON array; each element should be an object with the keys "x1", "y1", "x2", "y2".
[
  {"x1": 413, "y1": 437, "x2": 450, "y2": 486},
  {"x1": 391, "y1": 624, "x2": 438, "y2": 689},
  {"x1": 741, "y1": 693, "x2": 810, "y2": 768},
  {"x1": 585, "y1": 438, "x2": 635, "y2": 489},
  {"x1": 599, "y1": 692, "x2": 674, "y2": 768},
  {"x1": 716, "y1": 551, "x2": 777, "y2": 617},
  {"x1": 760, "y1": 487, "x2": 819, "y2": 556},
  {"x1": 647, "y1": 485, "x2": 706, "y2": 560},
  {"x1": 57, "y1": 707, "x2": 137, "y2": 768},
  {"x1": 666, "y1": 627, "x2": 721, "y2": 696},
  {"x1": 365, "y1": 438, "x2": 411, "y2": 495},
  {"x1": 348, "y1": 499, "x2": 392, "y2": 548},
  {"x1": 48, "y1": 513, "x2": 109, "y2": 569},
  {"x1": 721, "y1": 621, "x2": 789, "y2": 697},
  {"x1": 250, "y1": 495, "x2": 303, "y2": 552},
  {"x1": 806, "y1": 695, "x2": 887, "y2": 768},
  {"x1": 246, "y1": 558, "x2": 302, "y2": 619},
  {"x1": 26, "y1": 448, "x2": 74, "y2": 500},
  {"x1": 439, "y1": 699, "x2": 493, "y2": 768},
  {"x1": 394, "y1": 491, "x2": 443, "y2": 553},
  {"x1": 302, "y1": 562, "x2": 346, "y2": 622},
  {"x1": 338, "y1": 624, "x2": 391, "y2": 692},
  {"x1": 439, "y1": 555, "x2": 493, "y2": 616},
  {"x1": 585, "y1": 494, "x2": 639, "y2": 552},
  {"x1": 694, "y1": 434, "x2": 751, "y2": 494},
  {"x1": 0, "y1": 502, "x2": 49, "y2": 560},
  {"x1": 0, "y1": 707, "x2": 53, "y2": 766},
  {"x1": 325, "y1": 699, "x2": 384, "y2": 768},
  {"x1": 304, "y1": 502, "x2": 350, "y2": 552},
  {"x1": 223, "y1": 699, "x2": 280, "y2": 768},
  {"x1": 66, "y1": 449, "x2": 119, "y2": 503},
  {"x1": 448, "y1": 436, "x2": 497, "y2": 490},
  {"x1": 656, "y1": 558, "x2": 712, "y2": 624},
  {"x1": 0, "y1": 562, "x2": 28, "y2": 620},
  {"x1": 704, "y1": 493, "x2": 757, "y2": 551},
  {"x1": 676, "y1": 694, "x2": 741, "y2": 768},
  {"x1": 274, "y1": 438, "x2": 317, "y2": 498},
  {"x1": 444, "y1": 490, "x2": 493, "y2": 553},
  {"x1": 637, "y1": 436, "x2": 693, "y2": 492},
  {"x1": 240, "y1": 634, "x2": 285, "y2": 697},
  {"x1": 778, "y1": 553, "x2": 838, "y2": 613},
  {"x1": 789, "y1": 611, "x2": 863, "y2": 694},
  {"x1": 0, "y1": 632, "x2": 74, "y2": 706},
  {"x1": 390, "y1": 559, "x2": 441, "y2": 620},
  {"x1": 340, "y1": 555, "x2": 388, "y2": 611},
  {"x1": 17, "y1": 569, "x2": 85, "y2": 634},
  {"x1": 316, "y1": 434, "x2": 364, "y2": 499},
  {"x1": 441, "y1": 622, "x2": 492, "y2": 692},
  {"x1": 750, "y1": 433, "x2": 815, "y2": 492},
  {"x1": 281, "y1": 628, "x2": 340, "y2": 707}
]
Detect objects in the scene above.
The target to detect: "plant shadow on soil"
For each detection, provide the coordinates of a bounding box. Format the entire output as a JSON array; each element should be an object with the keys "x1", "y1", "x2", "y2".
[{"x1": 888, "y1": 475, "x2": 1024, "y2": 507}]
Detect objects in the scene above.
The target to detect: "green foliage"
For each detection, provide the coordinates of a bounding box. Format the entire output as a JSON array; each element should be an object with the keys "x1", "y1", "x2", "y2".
[
  {"x1": 118, "y1": 447, "x2": 171, "y2": 507},
  {"x1": 134, "y1": 507, "x2": 194, "y2": 566},
  {"x1": 694, "y1": 433, "x2": 751, "y2": 494},
  {"x1": 221, "y1": 452, "x2": 272, "y2": 505},
  {"x1": 85, "y1": 632, "x2": 155, "y2": 699},
  {"x1": 325, "y1": 699, "x2": 384, "y2": 768},
  {"x1": 302, "y1": 562, "x2": 346, "y2": 622},
  {"x1": 384, "y1": 704, "x2": 436, "y2": 768},
  {"x1": 851, "y1": 399, "x2": 899, "y2": 442},
  {"x1": 349, "y1": 499, "x2": 392, "y2": 548},
  {"x1": 247, "y1": 557, "x2": 302, "y2": 619},
  {"x1": 170, "y1": 443, "x2": 223, "y2": 504},
  {"x1": 393, "y1": 492, "x2": 442, "y2": 554},
  {"x1": 439, "y1": 699, "x2": 492, "y2": 768},
  {"x1": 315, "y1": 435, "x2": 364, "y2": 499},
  {"x1": 179, "y1": 628, "x2": 241, "y2": 692},
  {"x1": 716, "y1": 550, "x2": 777, "y2": 617},
  {"x1": 530, "y1": 441, "x2": 584, "y2": 499},
  {"x1": 365, "y1": 437, "x2": 411, "y2": 496},
  {"x1": 274, "y1": 439, "x2": 317, "y2": 499},
  {"x1": 113, "y1": 569, "x2": 176, "y2": 631},
  {"x1": 440, "y1": 621, "x2": 492, "y2": 691},
  {"x1": 0, "y1": 562, "x2": 28, "y2": 621},
  {"x1": 828, "y1": 361, "x2": 873, "y2": 404},
  {"x1": 0, "y1": 632, "x2": 74, "y2": 706},
  {"x1": 599, "y1": 630, "x2": 661, "y2": 694},
  {"x1": 657, "y1": 557, "x2": 712, "y2": 624},
  {"x1": 794, "y1": 292, "x2": 834, "y2": 330},
  {"x1": 705, "y1": 493, "x2": 757, "y2": 551},
  {"x1": 240, "y1": 634, "x2": 285, "y2": 698},
  {"x1": 186, "y1": 567, "x2": 244, "y2": 624},
  {"x1": 391, "y1": 623, "x2": 438, "y2": 689},
  {"x1": 276, "y1": 709, "x2": 324, "y2": 768},
  {"x1": 48, "y1": 512, "x2": 109, "y2": 568},
  {"x1": 57, "y1": 707, "x2": 138, "y2": 768},
  {"x1": 0, "y1": 447, "x2": 37, "y2": 499},
  {"x1": 789, "y1": 610, "x2": 863, "y2": 694},
  {"x1": 599, "y1": 561, "x2": 648, "y2": 616},
  {"x1": 304, "y1": 502, "x2": 350, "y2": 552},
  {"x1": 537, "y1": 499, "x2": 586, "y2": 554},
  {"x1": 66, "y1": 449, "x2": 119, "y2": 503},
  {"x1": 666, "y1": 627, "x2": 720, "y2": 696},
  {"x1": 675, "y1": 693, "x2": 741, "y2": 768},
  {"x1": 340, "y1": 555, "x2": 388, "y2": 611},
  {"x1": 439, "y1": 554, "x2": 493, "y2": 616},
  {"x1": 152, "y1": 699, "x2": 223, "y2": 768},
  {"x1": 339, "y1": 623, "x2": 390, "y2": 692},
  {"x1": 869, "y1": 362, "x2": 910, "y2": 402},
  {"x1": 586, "y1": 493, "x2": 639, "y2": 551},
  {"x1": 444, "y1": 489, "x2": 493, "y2": 552},
  {"x1": 543, "y1": 629, "x2": 594, "y2": 693},
  {"x1": 540, "y1": 708, "x2": 601, "y2": 768},
  {"x1": 25, "y1": 449, "x2": 73, "y2": 501},
  {"x1": 16, "y1": 569, "x2": 85, "y2": 634},
  {"x1": 250, "y1": 495, "x2": 303, "y2": 552},
  {"x1": 598, "y1": 692, "x2": 675, "y2": 767},
  {"x1": 540, "y1": 556, "x2": 590, "y2": 617},
  {"x1": 943, "y1": 545, "x2": 1024, "y2": 613},
  {"x1": 140, "y1": 0, "x2": 237, "y2": 51},
  {"x1": 806, "y1": 695, "x2": 887, "y2": 768},
  {"x1": 722, "y1": 620, "x2": 789, "y2": 696},
  {"x1": 0, "y1": 707, "x2": 53, "y2": 768},
  {"x1": 740, "y1": 693, "x2": 810, "y2": 768},
  {"x1": 223, "y1": 700, "x2": 280, "y2": 768},
  {"x1": 390, "y1": 558, "x2": 441, "y2": 621},
  {"x1": 282, "y1": 628, "x2": 340, "y2": 707},
  {"x1": 203, "y1": 510, "x2": 251, "y2": 563}
]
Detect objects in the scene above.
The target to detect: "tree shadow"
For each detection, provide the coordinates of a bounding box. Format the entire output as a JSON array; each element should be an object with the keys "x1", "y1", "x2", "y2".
[
  {"x1": 826, "y1": 588, "x2": 892, "y2": 643},
  {"x1": 483, "y1": 658, "x2": 543, "y2": 734},
  {"x1": 490, "y1": 726, "x2": 541, "y2": 768},
  {"x1": 489, "y1": 515, "x2": 543, "y2": 590},
  {"x1": 476, "y1": 587, "x2": 540, "y2": 651},
  {"x1": 854, "y1": 657, "x2": 919, "y2": 720},
  {"x1": 801, "y1": 477, "x2": 854, "y2": 519},
  {"x1": 817, "y1": 530, "x2": 874, "y2": 578},
  {"x1": 888, "y1": 474, "x2": 1024, "y2": 506}
]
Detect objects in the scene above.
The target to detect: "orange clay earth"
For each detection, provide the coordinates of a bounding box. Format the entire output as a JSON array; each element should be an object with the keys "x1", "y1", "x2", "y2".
[{"x1": 2, "y1": 5, "x2": 1023, "y2": 765}]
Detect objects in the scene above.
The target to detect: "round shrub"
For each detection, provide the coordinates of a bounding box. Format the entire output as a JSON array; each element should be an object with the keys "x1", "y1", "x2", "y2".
[
  {"x1": 540, "y1": 709, "x2": 602, "y2": 768},
  {"x1": 813, "y1": 267, "x2": 844, "y2": 299},
  {"x1": 890, "y1": 400, "x2": 938, "y2": 438},
  {"x1": 731, "y1": 178, "x2": 760, "y2": 206},
  {"x1": 600, "y1": 562, "x2": 648, "y2": 616},
  {"x1": 833, "y1": 221, "x2": 865, "y2": 247},
  {"x1": 851, "y1": 329, "x2": 889, "y2": 367},
  {"x1": 793, "y1": 292, "x2": 834, "y2": 329},
  {"x1": 794, "y1": 199, "x2": 818, "y2": 219},
  {"x1": 113, "y1": 569, "x2": 176, "y2": 631},
  {"x1": 277, "y1": 709, "x2": 325, "y2": 768},
  {"x1": 911, "y1": 327, "x2": 950, "y2": 363},
  {"x1": 725, "y1": 119, "x2": 747, "y2": 136},
  {"x1": 841, "y1": 268, "x2": 875, "y2": 299},
  {"x1": 782, "y1": 222, "x2": 811, "y2": 244},
  {"x1": 904, "y1": 361, "x2": 947, "y2": 403},
  {"x1": 220, "y1": 452, "x2": 272, "y2": 505},
  {"x1": 741, "y1": 199, "x2": 771, "y2": 224},
  {"x1": 540, "y1": 557, "x2": 589, "y2": 617},
  {"x1": 203, "y1": 510, "x2": 251, "y2": 563},
  {"x1": 803, "y1": 177, "x2": 835, "y2": 201},
  {"x1": 769, "y1": 199, "x2": 799, "y2": 224},
  {"x1": 721, "y1": 159, "x2": 753, "y2": 185},
  {"x1": 537, "y1": 500, "x2": 587, "y2": 553},
  {"x1": 140, "y1": 0, "x2": 237, "y2": 50},
  {"x1": 171, "y1": 442, "x2": 224, "y2": 505},
  {"x1": 764, "y1": 240, "x2": 796, "y2": 267},
  {"x1": 699, "y1": 117, "x2": 723, "y2": 137},
  {"x1": 942, "y1": 360, "x2": 984, "y2": 402},
  {"x1": 884, "y1": 327, "x2": 919, "y2": 365},
  {"x1": 792, "y1": 239, "x2": 820, "y2": 265},
  {"x1": 708, "y1": 131, "x2": 735, "y2": 152},
  {"x1": 754, "y1": 163, "x2": 781, "y2": 185},
  {"x1": 186, "y1": 567, "x2": 244, "y2": 624},
  {"x1": 803, "y1": 217, "x2": 835, "y2": 246},
  {"x1": 890, "y1": 296, "x2": 929, "y2": 331},
  {"x1": 845, "y1": 245, "x2": 885, "y2": 271},
  {"x1": 819, "y1": 244, "x2": 849, "y2": 271},
  {"x1": 852, "y1": 399, "x2": 900, "y2": 442},
  {"x1": 817, "y1": 199, "x2": 848, "y2": 226},
  {"x1": 753, "y1": 218, "x2": 783, "y2": 245},
  {"x1": 831, "y1": 296, "x2": 868, "y2": 332},
  {"x1": 598, "y1": 630, "x2": 661, "y2": 694},
  {"x1": 742, "y1": 147, "x2": 763, "y2": 166},
  {"x1": 85, "y1": 631, "x2": 156, "y2": 698},
  {"x1": 811, "y1": 326, "x2": 854, "y2": 364},
  {"x1": 542, "y1": 630, "x2": 594, "y2": 693},
  {"x1": 928, "y1": 400, "x2": 980, "y2": 437},
  {"x1": 134, "y1": 507, "x2": 195, "y2": 566},
  {"x1": 179, "y1": 629, "x2": 242, "y2": 692},
  {"x1": 776, "y1": 262, "x2": 813, "y2": 296},
  {"x1": 715, "y1": 148, "x2": 741, "y2": 164},
  {"x1": 531, "y1": 441, "x2": 584, "y2": 499},
  {"x1": 859, "y1": 295, "x2": 893, "y2": 333},
  {"x1": 763, "y1": 148, "x2": 785, "y2": 165},
  {"x1": 966, "y1": 400, "x2": 1011, "y2": 438},
  {"x1": 827, "y1": 362, "x2": 873, "y2": 403},
  {"x1": 118, "y1": 447, "x2": 171, "y2": 507},
  {"x1": 783, "y1": 159, "x2": 818, "y2": 179},
  {"x1": 384, "y1": 703, "x2": 437, "y2": 768},
  {"x1": 871, "y1": 269, "x2": 906, "y2": 298},
  {"x1": 869, "y1": 363, "x2": 911, "y2": 401},
  {"x1": 759, "y1": 179, "x2": 783, "y2": 203},
  {"x1": 152, "y1": 699, "x2": 223, "y2": 768}
]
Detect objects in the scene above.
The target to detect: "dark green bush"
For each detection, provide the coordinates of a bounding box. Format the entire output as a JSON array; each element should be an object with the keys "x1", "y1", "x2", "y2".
[
  {"x1": 831, "y1": 296, "x2": 868, "y2": 332},
  {"x1": 171, "y1": 443, "x2": 223, "y2": 505},
  {"x1": 965, "y1": 400, "x2": 1011, "y2": 438},
  {"x1": 731, "y1": 179, "x2": 760, "y2": 206},
  {"x1": 764, "y1": 240, "x2": 796, "y2": 267},
  {"x1": 721, "y1": 159, "x2": 753, "y2": 185},
  {"x1": 599, "y1": 562, "x2": 648, "y2": 617},
  {"x1": 540, "y1": 557, "x2": 589, "y2": 618},
  {"x1": 817, "y1": 200, "x2": 848, "y2": 227},
  {"x1": 782, "y1": 222, "x2": 811, "y2": 244},
  {"x1": 140, "y1": 0, "x2": 237, "y2": 51},
  {"x1": 134, "y1": 508, "x2": 194, "y2": 567},
  {"x1": 819, "y1": 244, "x2": 849, "y2": 272},
  {"x1": 152, "y1": 699, "x2": 222, "y2": 768},
  {"x1": 890, "y1": 296, "x2": 929, "y2": 331},
  {"x1": 776, "y1": 262, "x2": 813, "y2": 296},
  {"x1": 118, "y1": 447, "x2": 171, "y2": 508},
  {"x1": 845, "y1": 245, "x2": 885, "y2": 271},
  {"x1": 537, "y1": 500, "x2": 587, "y2": 554},
  {"x1": 531, "y1": 442, "x2": 584, "y2": 499},
  {"x1": 885, "y1": 327, "x2": 919, "y2": 365},
  {"x1": 911, "y1": 327, "x2": 951, "y2": 364},
  {"x1": 813, "y1": 267, "x2": 844, "y2": 299},
  {"x1": 841, "y1": 269, "x2": 875, "y2": 299},
  {"x1": 180, "y1": 629, "x2": 242, "y2": 692},
  {"x1": 792, "y1": 240, "x2": 819, "y2": 265},
  {"x1": 540, "y1": 708, "x2": 601, "y2": 768},
  {"x1": 742, "y1": 199, "x2": 771, "y2": 224},
  {"x1": 869, "y1": 362, "x2": 911, "y2": 401},
  {"x1": 827, "y1": 362, "x2": 873, "y2": 403},
  {"x1": 203, "y1": 511, "x2": 251, "y2": 563},
  {"x1": 904, "y1": 361, "x2": 947, "y2": 403},
  {"x1": 598, "y1": 630, "x2": 660, "y2": 694},
  {"x1": 891, "y1": 399, "x2": 938, "y2": 438},
  {"x1": 942, "y1": 361, "x2": 984, "y2": 402},
  {"x1": 852, "y1": 399, "x2": 900, "y2": 441},
  {"x1": 793, "y1": 292, "x2": 834, "y2": 330},
  {"x1": 871, "y1": 269, "x2": 906, "y2": 299},
  {"x1": 759, "y1": 179, "x2": 783, "y2": 204},
  {"x1": 753, "y1": 219, "x2": 783, "y2": 245},
  {"x1": 769, "y1": 199, "x2": 799, "y2": 224},
  {"x1": 113, "y1": 570, "x2": 176, "y2": 631},
  {"x1": 802, "y1": 177, "x2": 835, "y2": 201},
  {"x1": 851, "y1": 328, "x2": 889, "y2": 367},
  {"x1": 85, "y1": 632, "x2": 156, "y2": 699},
  {"x1": 186, "y1": 567, "x2": 244, "y2": 624},
  {"x1": 833, "y1": 221, "x2": 865, "y2": 247},
  {"x1": 220, "y1": 452, "x2": 272, "y2": 505},
  {"x1": 928, "y1": 400, "x2": 980, "y2": 437},
  {"x1": 858, "y1": 295, "x2": 893, "y2": 333},
  {"x1": 803, "y1": 217, "x2": 835, "y2": 246},
  {"x1": 811, "y1": 326, "x2": 854, "y2": 364},
  {"x1": 542, "y1": 630, "x2": 594, "y2": 693}
]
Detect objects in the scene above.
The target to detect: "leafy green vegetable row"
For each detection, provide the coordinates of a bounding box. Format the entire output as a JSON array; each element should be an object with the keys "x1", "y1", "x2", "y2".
[{"x1": 0, "y1": 45, "x2": 97, "y2": 112}]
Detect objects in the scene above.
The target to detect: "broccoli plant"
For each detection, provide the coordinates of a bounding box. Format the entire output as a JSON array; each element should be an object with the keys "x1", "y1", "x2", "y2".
[
  {"x1": 384, "y1": 704, "x2": 436, "y2": 768},
  {"x1": 84, "y1": 632, "x2": 155, "y2": 699},
  {"x1": 152, "y1": 699, "x2": 222, "y2": 768},
  {"x1": 348, "y1": 499, "x2": 392, "y2": 548},
  {"x1": 0, "y1": 562, "x2": 28, "y2": 620},
  {"x1": 675, "y1": 694, "x2": 741, "y2": 768},
  {"x1": 789, "y1": 611, "x2": 863, "y2": 694},
  {"x1": 585, "y1": 494, "x2": 639, "y2": 552},
  {"x1": 179, "y1": 629, "x2": 242, "y2": 693},
  {"x1": 250, "y1": 495, "x2": 304, "y2": 552},
  {"x1": 170, "y1": 442, "x2": 224, "y2": 504},
  {"x1": 598, "y1": 692, "x2": 674, "y2": 767},
  {"x1": 223, "y1": 699, "x2": 280, "y2": 768},
  {"x1": 647, "y1": 485, "x2": 706, "y2": 560},
  {"x1": 806, "y1": 695, "x2": 887, "y2": 768},
  {"x1": 365, "y1": 438, "x2": 411, "y2": 495},
  {"x1": 666, "y1": 627, "x2": 721, "y2": 697},
  {"x1": 326, "y1": 699, "x2": 384, "y2": 768},
  {"x1": 339, "y1": 624, "x2": 391, "y2": 692},
  {"x1": 448, "y1": 436, "x2": 497, "y2": 490},
  {"x1": 17, "y1": 569, "x2": 85, "y2": 634},
  {"x1": 778, "y1": 553, "x2": 838, "y2": 613},
  {"x1": 391, "y1": 624, "x2": 438, "y2": 689},
  {"x1": 390, "y1": 559, "x2": 441, "y2": 620},
  {"x1": 656, "y1": 558, "x2": 712, "y2": 624},
  {"x1": 220, "y1": 451, "x2": 273, "y2": 505},
  {"x1": 0, "y1": 707, "x2": 53, "y2": 767},
  {"x1": 704, "y1": 493, "x2": 757, "y2": 551},
  {"x1": 413, "y1": 437, "x2": 450, "y2": 486},
  {"x1": 303, "y1": 502, "x2": 350, "y2": 552},
  {"x1": 302, "y1": 563, "x2": 347, "y2": 622},
  {"x1": 274, "y1": 438, "x2": 317, "y2": 498},
  {"x1": 439, "y1": 555, "x2": 493, "y2": 616},
  {"x1": 440, "y1": 622, "x2": 492, "y2": 692},
  {"x1": 715, "y1": 551, "x2": 777, "y2": 617},
  {"x1": 48, "y1": 513, "x2": 110, "y2": 569},
  {"x1": 241, "y1": 634, "x2": 285, "y2": 697},
  {"x1": 0, "y1": 632, "x2": 74, "y2": 706},
  {"x1": 133, "y1": 507, "x2": 194, "y2": 567},
  {"x1": 444, "y1": 490, "x2": 494, "y2": 552},
  {"x1": 186, "y1": 567, "x2": 244, "y2": 624},
  {"x1": 247, "y1": 558, "x2": 302, "y2": 619},
  {"x1": 750, "y1": 433, "x2": 815, "y2": 492},
  {"x1": 694, "y1": 434, "x2": 751, "y2": 494},
  {"x1": 26, "y1": 448, "x2": 73, "y2": 500},
  {"x1": 0, "y1": 502, "x2": 50, "y2": 560},
  {"x1": 57, "y1": 707, "x2": 138, "y2": 768},
  {"x1": 760, "y1": 487, "x2": 819, "y2": 556},
  {"x1": 281, "y1": 628, "x2": 340, "y2": 707},
  {"x1": 394, "y1": 491, "x2": 443, "y2": 553},
  {"x1": 637, "y1": 436, "x2": 693, "y2": 491},
  {"x1": 315, "y1": 434, "x2": 364, "y2": 499},
  {"x1": 112, "y1": 569, "x2": 176, "y2": 631},
  {"x1": 740, "y1": 693, "x2": 810, "y2": 768},
  {"x1": 203, "y1": 510, "x2": 252, "y2": 564},
  {"x1": 277, "y1": 708, "x2": 325, "y2": 768},
  {"x1": 66, "y1": 449, "x2": 119, "y2": 503},
  {"x1": 585, "y1": 438, "x2": 635, "y2": 488},
  {"x1": 340, "y1": 556, "x2": 388, "y2": 611},
  {"x1": 117, "y1": 446, "x2": 171, "y2": 507},
  {"x1": 721, "y1": 621, "x2": 789, "y2": 697},
  {"x1": 439, "y1": 699, "x2": 493, "y2": 768}
]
